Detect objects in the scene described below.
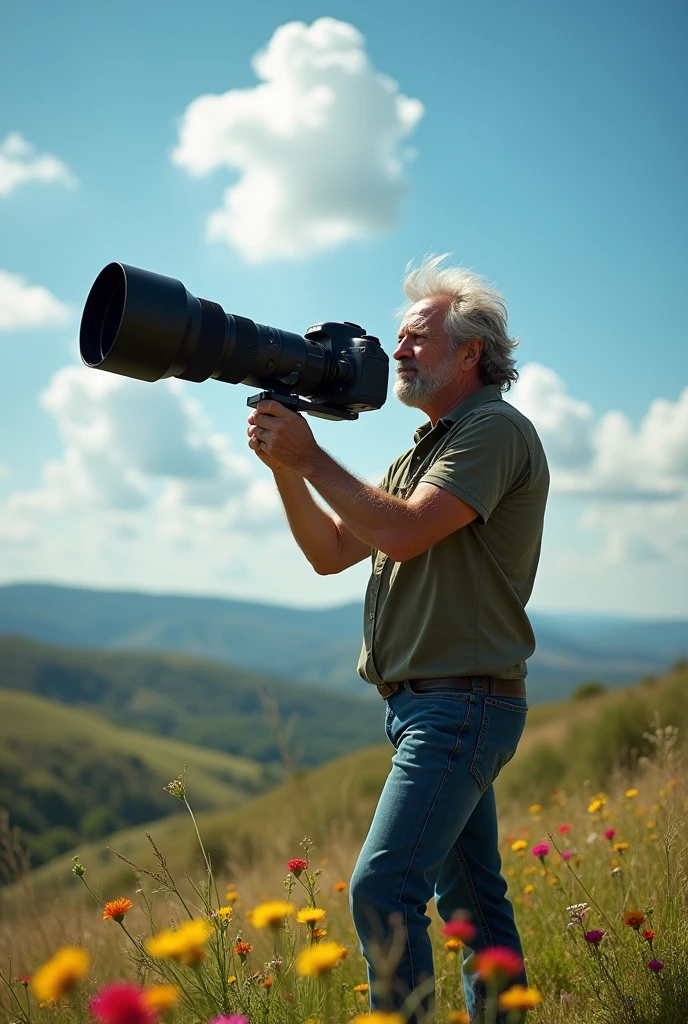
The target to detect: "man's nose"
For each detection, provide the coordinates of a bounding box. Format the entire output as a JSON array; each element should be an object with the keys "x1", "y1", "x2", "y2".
[{"x1": 393, "y1": 337, "x2": 413, "y2": 360}]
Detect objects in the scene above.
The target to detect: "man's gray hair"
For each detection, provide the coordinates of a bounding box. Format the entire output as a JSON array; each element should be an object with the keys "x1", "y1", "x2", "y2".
[{"x1": 402, "y1": 254, "x2": 519, "y2": 391}]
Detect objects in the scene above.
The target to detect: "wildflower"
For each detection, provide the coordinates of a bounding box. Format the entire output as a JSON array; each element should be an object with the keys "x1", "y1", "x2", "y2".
[
  {"x1": 622, "y1": 910, "x2": 646, "y2": 930},
  {"x1": 250, "y1": 900, "x2": 296, "y2": 929},
  {"x1": 442, "y1": 918, "x2": 477, "y2": 943},
  {"x1": 523, "y1": 885, "x2": 534, "y2": 895},
  {"x1": 561, "y1": 850, "x2": 573, "y2": 861},
  {"x1": 528, "y1": 804, "x2": 541, "y2": 814},
  {"x1": 334, "y1": 880, "x2": 347, "y2": 892},
  {"x1": 448, "y1": 1014, "x2": 470, "y2": 1024},
  {"x1": 548, "y1": 876, "x2": 559, "y2": 886},
  {"x1": 558, "y1": 823, "x2": 571, "y2": 833},
  {"x1": 586, "y1": 832, "x2": 599, "y2": 844},
  {"x1": 511, "y1": 839, "x2": 527, "y2": 852},
  {"x1": 648, "y1": 834, "x2": 658, "y2": 841},
  {"x1": 261, "y1": 977, "x2": 273, "y2": 989},
  {"x1": 588, "y1": 799, "x2": 604, "y2": 813},
  {"x1": 642, "y1": 929, "x2": 655, "y2": 942},
  {"x1": 234, "y1": 941, "x2": 253, "y2": 960},
  {"x1": 32, "y1": 947, "x2": 91, "y2": 1002},
  {"x1": 145, "y1": 919, "x2": 212, "y2": 965},
  {"x1": 648, "y1": 959, "x2": 665, "y2": 973},
  {"x1": 613, "y1": 841, "x2": 629, "y2": 853},
  {"x1": 287, "y1": 857, "x2": 309, "y2": 876},
  {"x1": 444, "y1": 938, "x2": 463, "y2": 951},
  {"x1": 354, "y1": 983, "x2": 369, "y2": 993},
  {"x1": 102, "y1": 898, "x2": 134, "y2": 923},
  {"x1": 584, "y1": 930, "x2": 605, "y2": 945},
  {"x1": 21, "y1": 976, "x2": 29, "y2": 987},
  {"x1": 227, "y1": 976, "x2": 237, "y2": 984},
  {"x1": 297, "y1": 941, "x2": 347, "y2": 976},
  {"x1": 473, "y1": 946, "x2": 524, "y2": 986},
  {"x1": 209, "y1": 1017, "x2": 248, "y2": 1024},
  {"x1": 312, "y1": 928, "x2": 327, "y2": 939},
  {"x1": 499, "y1": 985, "x2": 543, "y2": 1010},
  {"x1": 224, "y1": 890, "x2": 239, "y2": 902},
  {"x1": 217, "y1": 906, "x2": 233, "y2": 923},
  {"x1": 625, "y1": 788, "x2": 639, "y2": 798},
  {"x1": 71, "y1": 856, "x2": 86, "y2": 877},
  {"x1": 352, "y1": 1014, "x2": 405, "y2": 1023},
  {"x1": 566, "y1": 902, "x2": 589, "y2": 923},
  {"x1": 604, "y1": 828, "x2": 616, "y2": 841},
  {"x1": 532, "y1": 843, "x2": 549, "y2": 864},
  {"x1": 91, "y1": 982, "x2": 154, "y2": 1024},
  {"x1": 142, "y1": 985, "x2": 180, "y2": 1015},
  {"x1": 163, "y1": 774, "x2": 186, "y2": 800},
  {"x1": 297, "y1": 907, "x2": 326, "y2": 925}
]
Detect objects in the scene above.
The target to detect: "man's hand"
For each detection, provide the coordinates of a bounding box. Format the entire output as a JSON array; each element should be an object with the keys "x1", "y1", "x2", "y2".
[{"x1": 247, "y1": 400, "x2": 321, "y2": 473}]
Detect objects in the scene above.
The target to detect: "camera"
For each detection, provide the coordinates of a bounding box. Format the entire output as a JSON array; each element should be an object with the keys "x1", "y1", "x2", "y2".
[{"x1": 79, "y1": 263, "x2": 389, "y2": 421}]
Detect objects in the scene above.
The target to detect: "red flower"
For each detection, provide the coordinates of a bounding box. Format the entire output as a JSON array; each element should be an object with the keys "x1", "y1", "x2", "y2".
[
  {"x1": 622, "y1": 910, "x2": 646, "y2": 930},
  {"x1": 21, "y1": 976, "x2": 30, "y2": 987},
  {"x1": 558, "y1": 824, "x2": 571, "y2": 834},
  {"x1": 442, "y1": 918, "x2": 478, "y2": 943},
  {"x1": 642, "y1": 930, "x2": 655, "y2": 942},
  {"x1": 90, "y1": 982, "x2": 155, "y2": 1024},
  {"x1": 473, "y1": 946, "x2": 524, "y2": 986},
  {"x1": 286, "y1": 858, "x2": 309, "y2": 876},
  {"x1": 604, "y1": 828, "x2": 616, "y2": 841}
]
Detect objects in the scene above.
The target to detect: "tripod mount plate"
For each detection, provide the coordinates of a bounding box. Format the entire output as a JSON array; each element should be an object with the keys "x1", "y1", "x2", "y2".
[{"x1": 246, "y1": 390, "x2": 359, "y2": 421}]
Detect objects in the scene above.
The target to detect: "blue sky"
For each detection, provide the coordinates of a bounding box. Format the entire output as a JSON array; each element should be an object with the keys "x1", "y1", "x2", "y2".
[{"x1": 1, "y1": 0, "x2": 686, "y2": 615}]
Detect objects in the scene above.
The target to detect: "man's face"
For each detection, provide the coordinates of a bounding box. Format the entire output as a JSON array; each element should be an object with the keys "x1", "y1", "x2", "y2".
[{"x1": 393, "y1": 296, "x2": 457, "y2": 408}]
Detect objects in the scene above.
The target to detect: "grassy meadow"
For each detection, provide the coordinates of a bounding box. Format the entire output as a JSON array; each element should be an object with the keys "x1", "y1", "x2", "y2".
[{"x1": 1, "y1": 665, "x2": 687, "y2": 1023}]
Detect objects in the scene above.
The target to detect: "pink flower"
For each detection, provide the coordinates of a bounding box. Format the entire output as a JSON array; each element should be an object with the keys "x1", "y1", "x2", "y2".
[
  {"x1": 558, "y1": 824, "x2": 571, "y2": 834},
  {"x1": 90, "y1": 983, "x2": 155, "y2": 1024},
  {"x1": 442, "y1": 918, "x2": 478, "y2": 943},
  {"x1": 604, "y1": 828, "x2": 616, "y2": 841},
  {"x1": 584, "y1": 930, "x2": 605, "y2": 945},
  {"x1": 286, "y1": 858, "x2": 308, "y2": 876},
  {"x1": 561, "y1": 850, "x2": 573, "y2": 860},
  {"x1": 648, "y1": 959, "x2": 664, "y2": 974},
  {"x1": 532, "y1": 843, "x2": 549, "y2": 863}
]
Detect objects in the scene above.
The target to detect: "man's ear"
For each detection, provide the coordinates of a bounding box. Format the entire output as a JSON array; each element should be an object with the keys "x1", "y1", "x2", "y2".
[{"x1": 459, "y1": 336, "x2": 483, "y2": 371}]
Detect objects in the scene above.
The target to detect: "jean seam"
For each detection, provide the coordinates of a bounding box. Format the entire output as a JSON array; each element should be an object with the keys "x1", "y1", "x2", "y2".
[
  {"x1": 396, "y1": 699, "x2": 474, "y2": 987},
  {"x1": 451, "y1": 840, "x2": 494, "y2": 949}
]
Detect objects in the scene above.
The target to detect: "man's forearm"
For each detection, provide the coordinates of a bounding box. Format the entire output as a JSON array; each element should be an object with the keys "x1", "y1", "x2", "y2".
[
  {"x1": 272, "y1": 466, "x2": 346, "y2": 574},
  {"x1": 302, "y1": 449, "x2": 414, "y2": 557}
]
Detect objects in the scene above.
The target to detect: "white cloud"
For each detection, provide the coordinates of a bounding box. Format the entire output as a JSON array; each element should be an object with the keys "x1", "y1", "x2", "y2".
[
  {"x1": 0, "y1": 132, "x2": 76, "y2": 197},
  {"x1": 0, "y1": 270, "x2": 70, "y2": 330},
  {"x1": 510, "y1": 364, "x2": 688, "y2": 499},
  {"x1": 172, "y1": 17, "x2": 424, "y2": 262}
]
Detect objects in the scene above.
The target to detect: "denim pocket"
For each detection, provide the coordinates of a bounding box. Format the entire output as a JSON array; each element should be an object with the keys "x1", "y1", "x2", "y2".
[{"x1": 470, "y1": 697, "x2": 528, "y2": 792}]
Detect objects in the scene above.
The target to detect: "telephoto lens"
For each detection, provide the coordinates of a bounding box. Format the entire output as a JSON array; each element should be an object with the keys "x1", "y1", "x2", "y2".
[{"x1": 79, "y1": 262, "x2": 388, "y2": 418}]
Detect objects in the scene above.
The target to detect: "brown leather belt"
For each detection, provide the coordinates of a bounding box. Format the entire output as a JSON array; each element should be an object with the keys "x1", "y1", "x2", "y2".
[{"x1": 405, "y1": 675, "x2": 527, "y2": 698}]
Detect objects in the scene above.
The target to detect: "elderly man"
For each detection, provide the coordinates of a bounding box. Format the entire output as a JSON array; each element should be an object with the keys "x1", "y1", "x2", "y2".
[{"x1": 247, "y1": 254, "x2": 549, "y2": 1023}]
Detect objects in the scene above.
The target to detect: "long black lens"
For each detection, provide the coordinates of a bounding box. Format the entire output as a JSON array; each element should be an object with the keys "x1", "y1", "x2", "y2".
[{"x1": 79, "y1": 262, "x2": 335, "y2": 394}]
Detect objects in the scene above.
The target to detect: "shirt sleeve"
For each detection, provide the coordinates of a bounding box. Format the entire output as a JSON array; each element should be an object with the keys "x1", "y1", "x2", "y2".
[{"x1": 419, "y1": 410, "x2": 530, "y2": 524}]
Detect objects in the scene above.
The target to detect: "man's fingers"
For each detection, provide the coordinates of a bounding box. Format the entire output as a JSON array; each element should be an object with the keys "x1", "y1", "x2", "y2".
[
  {"x1": 253, "y1": 413, "x2": 283, "y2": 429},
  {"x1": 256, "y1": 399, "x2": 291, "y2": 417}
]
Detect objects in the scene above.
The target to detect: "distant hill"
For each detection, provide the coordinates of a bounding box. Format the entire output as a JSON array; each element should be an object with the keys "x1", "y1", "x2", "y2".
[
  {"x1": 0, "y1": 635, "x2": 385, "y2": 768},
  {"x1": 0, "y1": 689, "x2": 271, "y2": 870},
  {"x1": 0, "y1": 583, "x2": 685, "y2": 700}
]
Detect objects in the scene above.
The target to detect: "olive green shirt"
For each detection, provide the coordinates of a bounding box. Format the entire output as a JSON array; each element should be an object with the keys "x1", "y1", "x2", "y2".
[{"x1": 357, "y1": 385, "x2": 549, "y2": 698}]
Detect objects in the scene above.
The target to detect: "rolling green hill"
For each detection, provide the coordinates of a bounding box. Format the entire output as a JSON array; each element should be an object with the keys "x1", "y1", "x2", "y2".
[
  {"x1": 0, "y1": 635, "x2": 385, "y2": 769},
  {"x1": 15, "y1": 662, "x2": 687, "y2": 899},
  {"x1": 0, "y1": 689, "x2": 274, "y2": 869}
]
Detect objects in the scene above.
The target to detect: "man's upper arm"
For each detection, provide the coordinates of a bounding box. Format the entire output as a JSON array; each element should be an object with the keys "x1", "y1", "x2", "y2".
[{"x1": 393, "y1": 411, "x2": 530, "y2": 561}]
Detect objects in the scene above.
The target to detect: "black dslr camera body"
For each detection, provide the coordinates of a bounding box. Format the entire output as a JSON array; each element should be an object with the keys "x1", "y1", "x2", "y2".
[{"x1": 79, "y1": 263, "x2": 389, "y2": 421}]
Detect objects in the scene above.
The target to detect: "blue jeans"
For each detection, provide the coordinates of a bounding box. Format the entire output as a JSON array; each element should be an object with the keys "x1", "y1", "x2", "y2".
[{"x1": 349, "y1": 679, "x2": 528, "y2": 1023}]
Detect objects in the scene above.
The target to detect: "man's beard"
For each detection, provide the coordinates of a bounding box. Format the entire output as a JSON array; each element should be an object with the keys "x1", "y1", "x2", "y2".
[{"x1": 393, "y1": 356, "x2": 457, "y2": 408}]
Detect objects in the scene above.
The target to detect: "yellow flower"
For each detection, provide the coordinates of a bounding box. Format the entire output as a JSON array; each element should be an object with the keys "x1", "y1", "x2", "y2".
[
  {"x1": 499, "y1": 985, "x2": 543, "y2": 1010},
  {"x1": 32, "y1": 947, "x2": 90, "y2": 1002},
  {"x1": 224, "y1": 890, "x2": 239, "y2": 902},
  {"x1": 445, "y1": 938, "x2": 463, "y2": 951},
  {"x1": 142, "y1": 985, "x2": 181, "y2": 1014},
  {"x1": 647, "y1": 821, "x2": 656, "y2": 828},
  {"x1": 145, "y1": 919, "x2": 212, "y2": 965},
  {"x1": 250, "y1": 900, "x2": 296, "y2": 929},
  {"x1": 352, "y1": 1014, "x2": 405, "y2": 1023},
  {"x1": 448, "y1": 1013, "x2": 470, "y2": 1024},
  {"x1": 297, "y1": 942, "x2": 348, "y2": 976},
  {"x1": 648, "y1": 834, "x2": 658, "y2": 841},
  {"x1": 228, "y1": 976, "x2": 237, "y2": 984},
  {"x1": 548, "y1": 876, "x2": 558, "y2": 886},
  {"x1": 102, "y1": 897, "x2": 134, "y2": 922},
  {"x1": 297, "y1": 907, "x2": 327, "y2": 925},
  {"x1": 511, "y1": 839, "x2": 528, "y2": 852},
  {"x1": 625, "y1": 788, "x2": 639, "y2": 799},
  {"x1": 354, "y1": 983, "x2": 369, "y2": 993},
  {"x1": 613, "y1": 842, "x2": 629, "y2": 853},
  {"x1": 217, "y1": 906, "x2": 233, "y2": 922},
  {"x1": 588, "y1": 799, "x2": 603, "y2": 813},
  {"x1": 528, "y1": 804, "x2": 541, "y2": 814},
  {"x1": 523, "y1": 884, "x2": 534, "y2": 895}
]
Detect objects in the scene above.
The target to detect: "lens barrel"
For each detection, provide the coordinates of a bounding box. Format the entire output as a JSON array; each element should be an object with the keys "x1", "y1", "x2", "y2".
[{"x1": 79, "y1": 262, "x2": 336, "y2": 394}]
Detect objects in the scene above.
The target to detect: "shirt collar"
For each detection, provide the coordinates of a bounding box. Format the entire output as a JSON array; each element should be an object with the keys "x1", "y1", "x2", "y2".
[{"x1": 413, "y1": 384, "x2": 503, "y2": 443}]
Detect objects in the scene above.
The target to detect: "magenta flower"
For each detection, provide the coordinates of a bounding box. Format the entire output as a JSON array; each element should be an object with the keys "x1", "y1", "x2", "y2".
[
  {"x1": 604, "y1": 828, "x2": 616, "y2": 841},
  {"x1": 584, "y1": 930, "x2": 605, "y2": 945},
  {"x1": 532, "y1": 842, "x2": 549, "y2": 864},
  {"x1": 648, "y1": 959, "x2": 665, "y2": 974},
  {"x1": 286, "y1": 857, "x2": 308, "y2": 876},
  {"x1": 90, "y1": 983, "x2": 154, "y2": 1024},
  {"x1": 209, "y1": 1017, "x2": 249, "y2": 1024},
  {"x1": 561, "y1": 850, "x2": 573, "y2": 860}
]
